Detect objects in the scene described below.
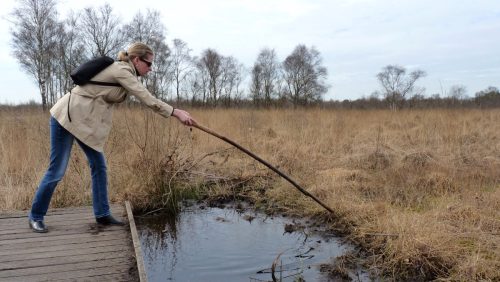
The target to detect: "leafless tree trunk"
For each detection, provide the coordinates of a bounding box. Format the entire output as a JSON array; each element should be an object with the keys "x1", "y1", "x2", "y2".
[
  {"x1": 250, "y1": 48, "x2": 280, "y2": 107},
  {"x1": 171, "y1": 39, "x2": 193, "y2": 105},
  {"x1": 186, "y1": 69, "x2": 202, "y2": 105},
  {"x1": 52, "y1": 12, "x2": 86, "y2": 98},
  {"x1": 220, "y1": 56, "x2": 245, "y2": 107},
  {"x1": 10, "y1": 0, "x2": 60, "y2": 110},
  {"x1": 250, "y1": 64, "x2": 263, "y2": 106},
  {"x1": 447, "y1": 84, "x2": 467, "y2": 107},
  {"x1": 199, "y1": 49, "x2": 222, "y2": 106},
  {"x1": 376, "y1": 65, "x2": 426, "y2": 110},
  {"x1": 123, "y1": 9, "x2": 173, "y2": 100},
  {"x1": 80, "y1": 3, "x2": 125, "y2": 58},
  {"x1": 196, "y1": 49, "x2": 244, "y2": 107},
  {"x1": 282, "y1": 44, "x2": 328, "y2": 108},
  {"x1": 449, "y1": 85, "x2": 467, "y2": 99},
  {"x1": 191, "y1": 59, "x2": 210, "y2": 105},
  {"x1": 64, "y1": 12, "x2": 87, "y2": 91}
]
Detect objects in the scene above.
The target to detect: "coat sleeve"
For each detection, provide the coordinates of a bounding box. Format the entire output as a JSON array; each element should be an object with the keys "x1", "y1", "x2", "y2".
[{"x1": 113, "y1": 64, "x2": 174, "y2": 118}]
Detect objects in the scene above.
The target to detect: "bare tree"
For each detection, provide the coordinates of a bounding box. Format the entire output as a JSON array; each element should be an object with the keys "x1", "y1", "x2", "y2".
[
  {"x1": 10, "y1": 0, "x2": 60, "y2": 110},
  {"x1": 376, "y1": 65, "x2": 426, "y2": 110},
  {"x1": 199, "y1": 49, "x2": 223, "y2": 106},
  {"x1": 123, "y1": 9, "x2": 172, "y2": 100},
  {"x1": 231, "y1": 60, "x2": 247, "y2": 104},
  {"x1": 186, "y1": 67, "x2": 204, "y2": 105},
  {"x1": 46, "y1": 21, "x2": 65, "y2": 105},
  {"x1": 250, "y1": 48, "x2": 280, "y2": 107},
  {"x1": 250, "y1": 64, "x2": 263, "y2": 105},
  {"x1": 53, "y1": 12, "x2": 86, "y2": 98},
  {"x1": 80, "y1": 4, "x2": 125, "y2": 57},
  {"x1": 196, "y1": 49, "x2": 245, "y2": 107},
  {"x1": 190, "y1": 57, "x2": 210, "y2": 105},
  {"x1": 282, "y1": 44, "x2": 328, "y2": 107},
  {"x1": 171, "y1": 39, "x2": 193, "y2": 105},
  {"x1": 219, "y1": 56, "x2": 245, "y2": 106},
  {"x1": 449, "y1": 84, "x2": 467, "y2": 100}
]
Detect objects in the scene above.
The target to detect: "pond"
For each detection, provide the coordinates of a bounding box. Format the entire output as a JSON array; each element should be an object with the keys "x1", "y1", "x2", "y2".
[{"x1": 135, "y1": 203, "x2": 369, "y2": 281}]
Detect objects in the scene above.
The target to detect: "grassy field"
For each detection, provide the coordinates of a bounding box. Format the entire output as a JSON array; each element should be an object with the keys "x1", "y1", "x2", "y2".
[{"x1": 1, "y1": 106, "x2": 499, "y2": 280}]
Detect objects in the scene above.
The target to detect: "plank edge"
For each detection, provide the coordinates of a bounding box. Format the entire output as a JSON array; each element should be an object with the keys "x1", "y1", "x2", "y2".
[{"x1": 125, "y1": 201, "x2": 147, "y2": 282}]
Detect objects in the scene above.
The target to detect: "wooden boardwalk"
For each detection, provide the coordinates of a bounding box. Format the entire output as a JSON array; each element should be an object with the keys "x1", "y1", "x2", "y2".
[{"x1": 0, "y1": 204, "x2": 140, "y2": 281}]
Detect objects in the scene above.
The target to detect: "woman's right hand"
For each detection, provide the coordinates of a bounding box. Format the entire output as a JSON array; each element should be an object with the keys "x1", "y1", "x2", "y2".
[{"x1": 172, "y1": 109, "x2": 196, "y2": 126}]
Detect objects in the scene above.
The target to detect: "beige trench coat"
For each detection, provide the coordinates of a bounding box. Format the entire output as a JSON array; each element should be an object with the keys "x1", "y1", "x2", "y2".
[{"x1": 50, "y1": 60, "x2": 174, "y2": 152}]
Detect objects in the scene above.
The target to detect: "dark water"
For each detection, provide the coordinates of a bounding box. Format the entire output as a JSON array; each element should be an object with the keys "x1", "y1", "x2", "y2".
[{"x1": 135, "y1": 204, "x2": 367, "y2": 282}]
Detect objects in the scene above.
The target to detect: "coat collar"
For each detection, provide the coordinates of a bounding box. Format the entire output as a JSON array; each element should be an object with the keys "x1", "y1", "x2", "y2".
[{"x1": 126, "y1": 60, "x2": 140, "y2": 77}]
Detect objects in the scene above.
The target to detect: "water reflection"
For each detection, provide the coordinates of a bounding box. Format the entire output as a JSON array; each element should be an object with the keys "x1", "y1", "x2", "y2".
[{"x1": 136, "y1": 204, "x2": 357, "y2": 281}]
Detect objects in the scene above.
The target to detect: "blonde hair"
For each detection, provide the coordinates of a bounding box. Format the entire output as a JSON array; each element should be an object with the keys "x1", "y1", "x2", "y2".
[{"x1": 117, "y1": 42, "x2": 154, "y2": 62}]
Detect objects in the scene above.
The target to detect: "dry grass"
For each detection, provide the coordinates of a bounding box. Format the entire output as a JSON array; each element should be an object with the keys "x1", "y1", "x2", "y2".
[{"x1": 1, "y1": 106, "x2": 499, "y2": 280}]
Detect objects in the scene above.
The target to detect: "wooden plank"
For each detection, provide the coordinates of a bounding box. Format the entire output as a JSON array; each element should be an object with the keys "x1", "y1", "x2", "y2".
[
  {"x1": 126, "y1": 201, "x2": 148, "y2": 282},
  {"x1": 0, "y1": 209, "x2": 127, "y2": 225},
  {"x1": 0, "y1": 218, "x2": 127, "y2": 235},
  {"x1": 0, "y1": 211, "x2": 29, "y2": 218},
  {"x1": 0, "y1": 232, "x2": 128, "y2": 250},
  {"x1": 0, "y1": 218, "x2": 101, "y2": 234},
  {"x1": 0, "y1": 250, "x2": 131, "y2": 271},
  {"x1": 0, "y1": 229, "x2": 125, "y2": 246},
  {"x1": 0, "y1": 205, "x2": 124, "y2": 219},
  {"x1": 1, "y1": 244, "x2": 131, "y2": 263},
  {"x1": 0, "y1": 216, "x2": 94, "y2": 227},
  {"x1": 2, "y1": 263, "x2": 133, "y2": 282},
  {"x1": 0, "y1": 257, "x2": 130, "y2": 278},
  {"x1": 0, "y1": 204, "x2": 126, "y2": 222},
  {"x1": 0, "y1": 225, "x2": 125, "y2": 241},
  {"x1": 54, "y1": 273, "x2": 133, "y2": 282},
  {"x1": 0, "y1": 206, "x2": 87, "y2": 217},
  {"x1": 0, "y1": 214, "x2": 93, "y2": 225},
  {"x1": 0, "y1": 238, "x2": 128, "y2": 256},
  {"x1": 15, "y1": 226, "x2": 95, "y2": 238}
]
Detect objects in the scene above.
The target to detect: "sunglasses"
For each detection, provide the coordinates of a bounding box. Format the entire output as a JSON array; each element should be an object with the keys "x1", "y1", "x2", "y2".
[{"x1": 139, "y1": 57, "x2": 153, "y2": 67}]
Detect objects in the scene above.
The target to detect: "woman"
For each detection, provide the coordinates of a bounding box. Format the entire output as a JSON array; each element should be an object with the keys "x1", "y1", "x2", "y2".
[{"x1": 29, "y1": 42, "x2": 195, "y2": 233}]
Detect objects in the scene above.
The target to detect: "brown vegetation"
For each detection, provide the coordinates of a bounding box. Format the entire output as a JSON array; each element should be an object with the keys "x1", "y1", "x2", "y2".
[{"x1": 1, "y1": 106, "x2": 499, "y2": 280}]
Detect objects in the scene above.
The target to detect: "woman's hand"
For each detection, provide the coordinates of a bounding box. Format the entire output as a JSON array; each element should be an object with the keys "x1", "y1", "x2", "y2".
[{"x1": 172, "y1": 109, "x2": 196, "y2": 126}]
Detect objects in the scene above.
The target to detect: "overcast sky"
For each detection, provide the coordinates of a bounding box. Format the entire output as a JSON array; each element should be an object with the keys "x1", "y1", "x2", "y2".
[{"x1": 1, "y1": 0, "x2": 499, "y2": 104}]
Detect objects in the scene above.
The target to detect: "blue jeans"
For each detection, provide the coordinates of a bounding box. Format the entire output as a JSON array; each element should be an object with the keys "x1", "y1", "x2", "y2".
[{"x1": 29, "y1": 116, "x2": 110, "y2": 221}]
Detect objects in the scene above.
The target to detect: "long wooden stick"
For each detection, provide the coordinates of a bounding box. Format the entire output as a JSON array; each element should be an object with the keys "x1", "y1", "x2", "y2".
[{"x1": 192, "y1": 123, "x2": 335, "y2": 214}]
